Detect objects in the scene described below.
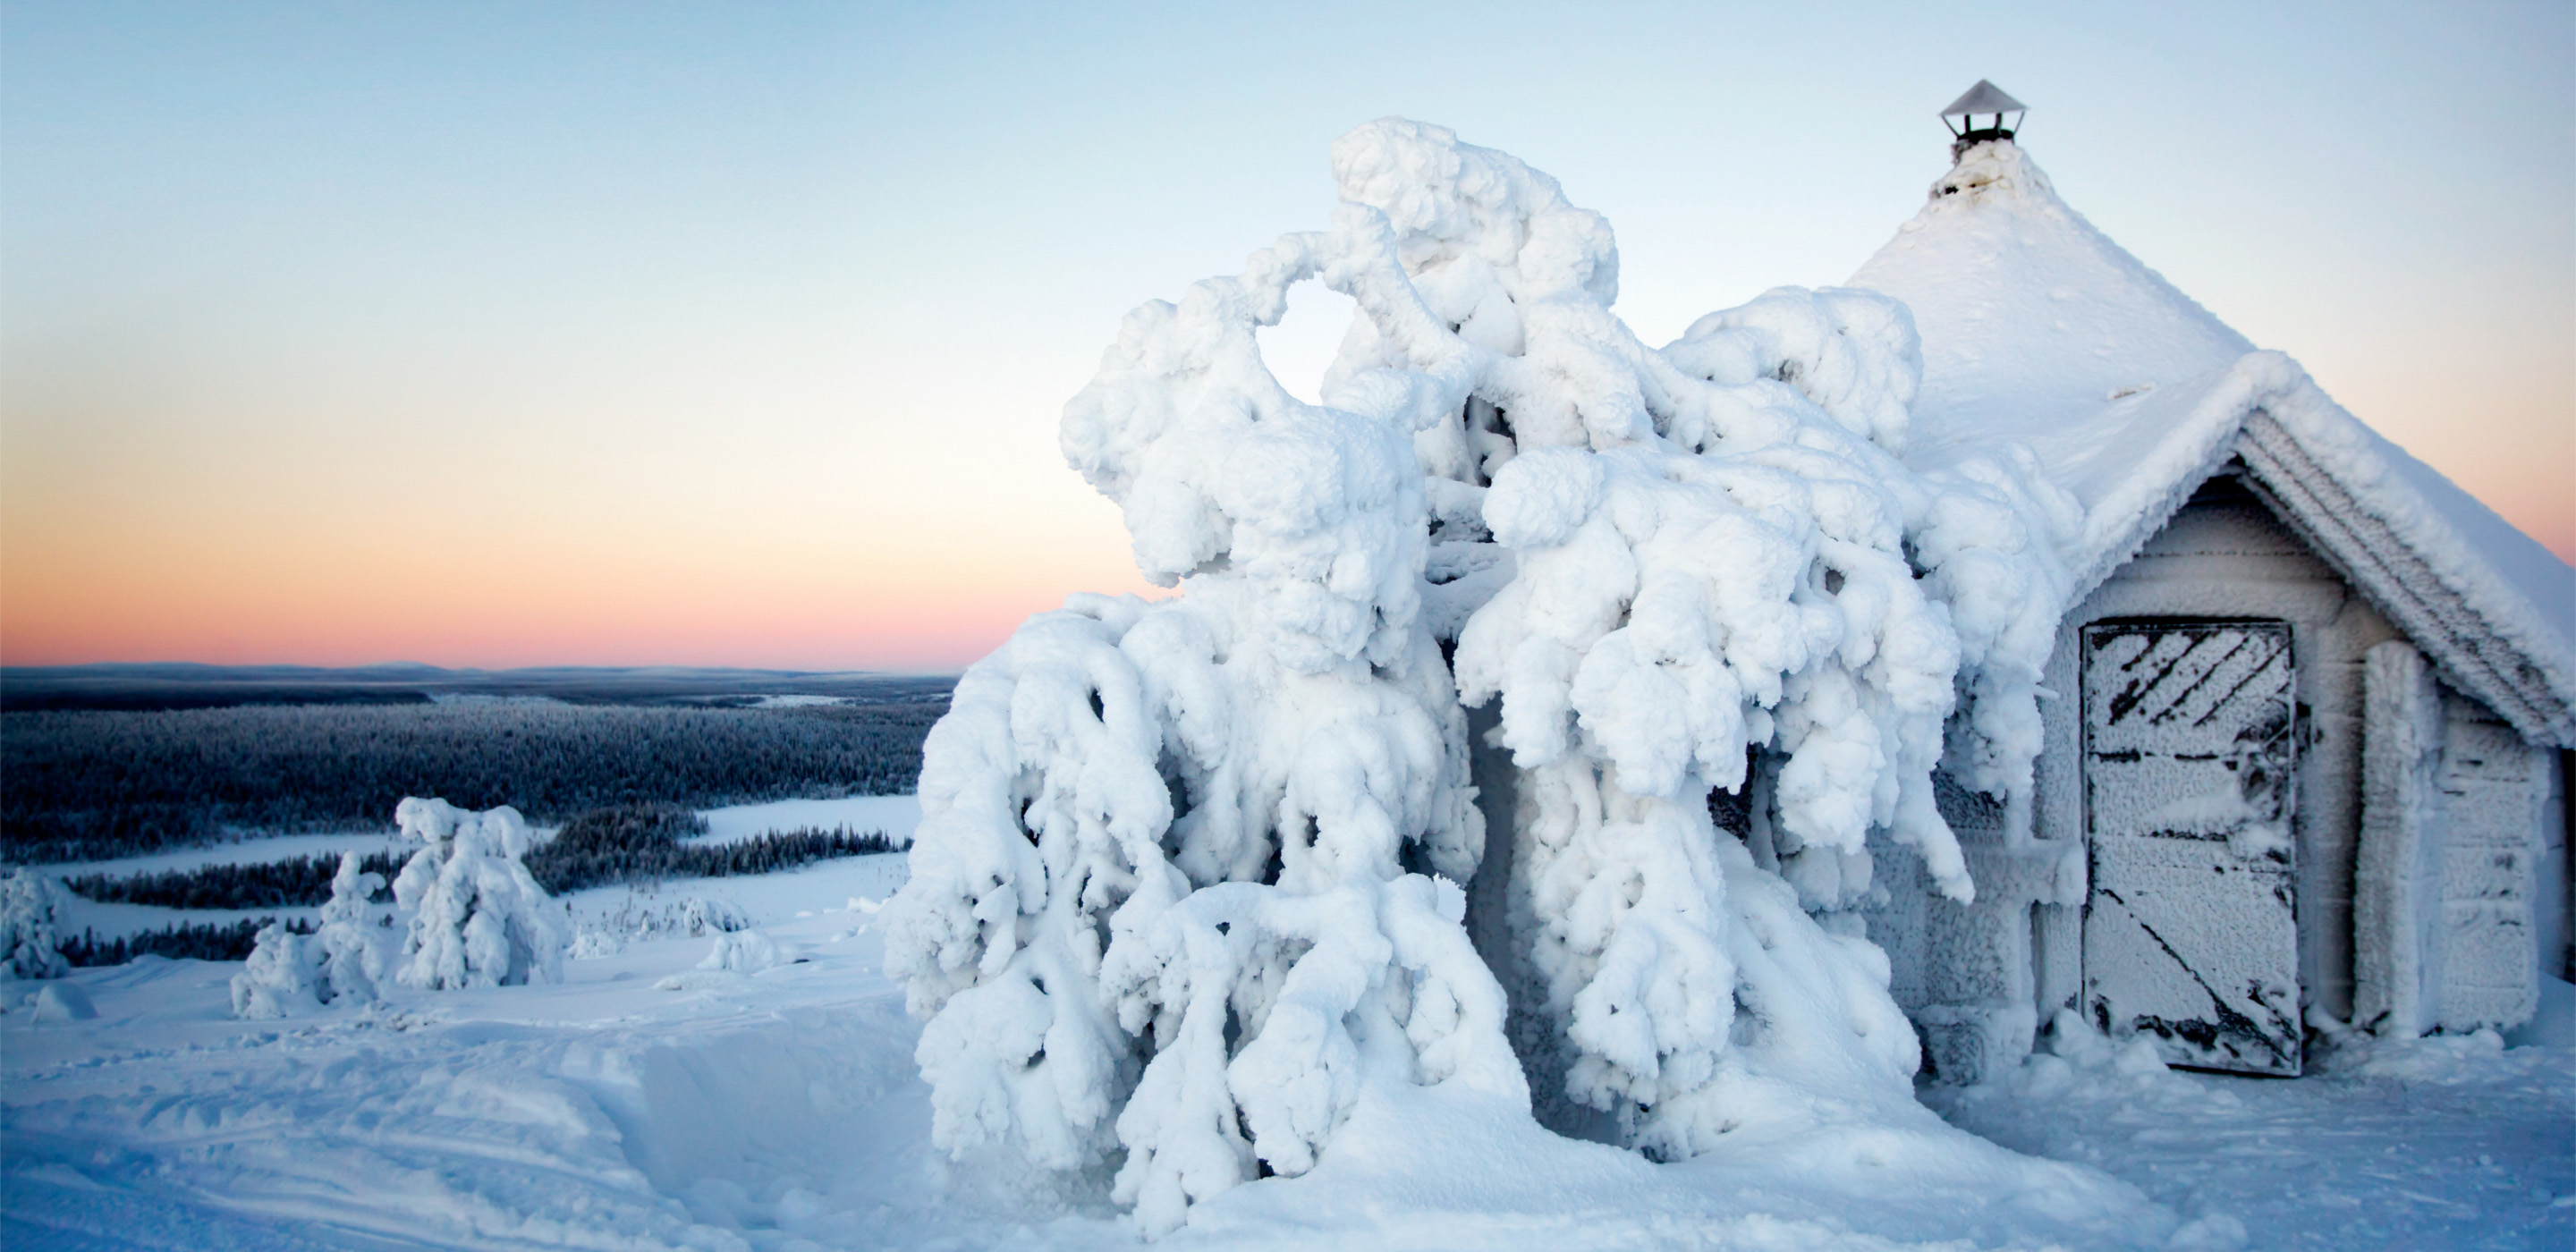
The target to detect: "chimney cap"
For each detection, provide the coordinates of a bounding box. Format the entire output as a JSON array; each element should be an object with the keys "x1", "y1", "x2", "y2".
[
  {"x1": 1940, "y1": 81, "x2": 2026, "y2": 160},
  {"x1": 1939, "y1": 80, "x2": 2027, "y2": 117}
]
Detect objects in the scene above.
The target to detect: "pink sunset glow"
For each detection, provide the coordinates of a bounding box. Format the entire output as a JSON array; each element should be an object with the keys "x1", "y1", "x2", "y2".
[{"x1": 4, "y1": 5, "x2": 2566, "y2": 672}]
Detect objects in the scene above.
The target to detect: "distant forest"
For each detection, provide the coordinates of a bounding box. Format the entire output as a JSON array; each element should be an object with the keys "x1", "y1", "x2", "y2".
[
  {"x1": 57, "y1": 801, "x2": 897, "y2": 930},
  {"x1": 61, "y1": 918, "x2": 304, "y2": 967},
  {"x1": 64, "y1": 850, "x2": 410, "y2": 910},
  {"x1": 4, "y1": 699, "x2": 945, "y2": 863},
  {"x1": 521, "y1": 804, "x2": 898, "y2": 894},
  {"x1": 0, "y1": 662, "x2": 954, "y2": 712}
]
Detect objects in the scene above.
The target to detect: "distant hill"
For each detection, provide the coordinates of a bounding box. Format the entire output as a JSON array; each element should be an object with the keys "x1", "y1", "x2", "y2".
[{"x1": 0, "y1": 663, "x2": 955, "y2": 712}]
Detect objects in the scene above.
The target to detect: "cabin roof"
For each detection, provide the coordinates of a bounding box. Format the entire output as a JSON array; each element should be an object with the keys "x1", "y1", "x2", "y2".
[{"x1": 1849, "y1": 140, "x2": 2576, "y2": 745}]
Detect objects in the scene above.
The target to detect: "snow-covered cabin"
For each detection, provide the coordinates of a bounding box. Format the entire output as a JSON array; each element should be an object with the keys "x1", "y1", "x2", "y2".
[{"x1": 1844, "y1": 126, "x2": 2576, "y2": 1081}]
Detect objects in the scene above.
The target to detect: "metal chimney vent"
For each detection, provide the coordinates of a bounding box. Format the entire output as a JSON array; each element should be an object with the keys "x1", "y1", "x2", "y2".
[{"x1": 1940, "y1": 80, "x2": 2026, "y2": 161}]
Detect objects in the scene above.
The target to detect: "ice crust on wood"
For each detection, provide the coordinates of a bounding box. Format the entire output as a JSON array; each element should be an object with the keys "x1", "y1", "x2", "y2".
[
  {"x1": 886, "y1": 117, "x2": 2080, "y2": 1233},
  {"x1": 2356, "y1": 641, "x2": 2449, "y2": 1036}
]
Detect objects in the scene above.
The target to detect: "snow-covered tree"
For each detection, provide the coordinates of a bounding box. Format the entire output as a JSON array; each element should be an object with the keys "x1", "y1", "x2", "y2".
[
  {"x1": 699, "y1": 928, "x2": 797, "y2": 973},
  {"x1": 232, "y1": 852, "x2": 395, "y2": 1018},
  {"x1": 1, "y1": 869, "x2": 73, "y2": 981},
  {"x1": 231, "y1": 922, "x2": 324, "y2": 1019},
  {"x1": 882, "y1": 197, "x2": 1521, "y2": 1236},
  {"x1": 886, "y1": 118, "x2": 2078, "y2": 1231},
  {"x1": 314, "y1": 850, "x2": 391, "y2": 1004},
  {"x1": 392, "y1": 798, "x2": 568, "y2": 990}
]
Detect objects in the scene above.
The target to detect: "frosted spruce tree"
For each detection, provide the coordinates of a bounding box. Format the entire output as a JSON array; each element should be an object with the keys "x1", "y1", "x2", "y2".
[
  {"x1": 1, "y1": 869, "x2": 73, "y2": 981},
  {"x1": 884, "y1": 118, "x2": 2076, "y2": 1233},
  {"x1": 231, "y1": 923, "x2": 325, "y2": 1019},
  {"x1": 314, "y1": 850, "x2": 392, "y2": 1003},
  {"x1": 232, "y1": 851, "x2": 392, "y2": 1019},
  {"x1": 392, "y1": 798, "x2": 568, "y2": 991},
  {"x1": 233, "y1": 803, "x2": 563, "y2": 1019}
]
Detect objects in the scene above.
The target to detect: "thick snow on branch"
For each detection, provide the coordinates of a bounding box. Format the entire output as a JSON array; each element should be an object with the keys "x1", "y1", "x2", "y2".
[
  {"x1": 890, "y1": 117, "x2": 2078, "y2": 1231},
  {"x1": 887, "y1": 174, "x2": 1513, "y2": 1235},
  {"x1": 1337, "y1": 118, "x2": 2073, "y2": 1153}
]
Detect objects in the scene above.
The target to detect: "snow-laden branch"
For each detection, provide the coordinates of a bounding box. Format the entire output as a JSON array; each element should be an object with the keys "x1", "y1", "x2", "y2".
[
  {"x1": 886, "y1": 180, "x2": 1512, "y2": 1236},
  {"x1": 1326, "y1": 120, "x2": 2074, "y2": 1154}
]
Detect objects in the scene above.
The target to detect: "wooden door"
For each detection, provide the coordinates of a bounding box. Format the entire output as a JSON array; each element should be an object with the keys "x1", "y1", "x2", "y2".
[{"x1": 2080, "y1": 622, "x2": 2302, "y2": 1076}]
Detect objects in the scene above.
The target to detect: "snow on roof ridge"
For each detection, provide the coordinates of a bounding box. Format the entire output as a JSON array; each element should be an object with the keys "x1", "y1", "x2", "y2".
[
  {"x1": 2063, "y1": 352, "x2": 2293, "y2": 588},
  {"x1": 2246, "y1": 374, "x2": 2576, "y2": 745},
  {"x1": 2063, "y1": 350, "x2": 2575, "y2": 745}
]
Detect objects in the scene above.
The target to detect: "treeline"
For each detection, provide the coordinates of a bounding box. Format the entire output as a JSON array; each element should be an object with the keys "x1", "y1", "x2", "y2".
[
  {"x1": 3, "y1": 699, "x2": 944, "y2": 863},
  {"x1": 61, "y1": 918, "x2": 312, "y2": 967},
  {"x1": 523, "y1": 803, "x2": 896, "y2": 894},
  {"x1": 64, "y1": 850, "x2": 406, "y2": 909},
  {"x1": 51, "y1": 803, "x2": 899, "y2": 920}
]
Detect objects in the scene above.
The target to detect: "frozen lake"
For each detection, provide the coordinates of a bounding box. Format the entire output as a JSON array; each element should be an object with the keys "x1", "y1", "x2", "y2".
[{"x1": 691, "y1": 794, "x2": 920, "y2": 846}]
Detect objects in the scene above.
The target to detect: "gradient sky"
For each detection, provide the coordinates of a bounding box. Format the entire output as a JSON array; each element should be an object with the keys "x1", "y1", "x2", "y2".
[{"x1": 4, "y1": 1, "x2": 2570, "y2": 672}]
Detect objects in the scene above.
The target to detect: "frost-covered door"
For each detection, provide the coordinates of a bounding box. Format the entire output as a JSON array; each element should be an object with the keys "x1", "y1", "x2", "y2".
[{"x1": 2080, "y1": 622, "x2": 2301, "y2": 1076}]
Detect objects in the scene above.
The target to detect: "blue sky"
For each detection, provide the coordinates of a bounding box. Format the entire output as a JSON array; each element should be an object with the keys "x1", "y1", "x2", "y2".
[{"x1": 4, "y1": 1, "x2": 2568, "y2": 667}]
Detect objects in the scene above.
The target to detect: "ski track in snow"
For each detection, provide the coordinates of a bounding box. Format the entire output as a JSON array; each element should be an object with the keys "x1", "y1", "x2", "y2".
[{"x1": 7, "y1": 839, "x2": 2570, "y2": 1249}]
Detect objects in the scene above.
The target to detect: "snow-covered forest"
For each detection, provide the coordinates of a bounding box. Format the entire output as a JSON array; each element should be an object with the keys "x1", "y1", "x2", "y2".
[
  {"x1": 3, "y1": 699, "x2": 942, "y2": 862},
  {"x1": 41, "y1": 805, "x2": 896, "y2": 964}
]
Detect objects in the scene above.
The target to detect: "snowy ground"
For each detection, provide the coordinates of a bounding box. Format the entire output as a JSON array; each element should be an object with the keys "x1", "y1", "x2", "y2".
[
  {"x1": 6, "y1": 836, "x2": 2568, "y2": 1249},
  {"x1": 1925, "y1": 1018, "x2": 2575, "y2": 1251}
]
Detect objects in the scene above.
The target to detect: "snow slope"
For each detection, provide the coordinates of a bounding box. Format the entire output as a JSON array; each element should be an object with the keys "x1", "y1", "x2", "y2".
[
  {"x1": 10, "y1": 847, "x2": 2569, "y2": 1249},
  {"x1": 1849, "y1": 140, "x2": 2252, "y2": 450}
]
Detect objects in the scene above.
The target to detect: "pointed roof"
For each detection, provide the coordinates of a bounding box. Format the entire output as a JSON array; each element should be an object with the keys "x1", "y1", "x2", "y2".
[
  {"x1": 1940, "y1": 80, "x2": 2026, "y2": 117},
  {"x1": 1851, "y1": 141, "x2": 2253, "y2": 446},
  {"x1": 1849, "y1": 142, "x2": 2576, "y2": 745}
]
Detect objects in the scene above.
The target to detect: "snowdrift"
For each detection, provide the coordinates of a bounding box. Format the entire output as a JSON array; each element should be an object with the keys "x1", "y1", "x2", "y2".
[{"x1": 5, "y1": 873, "x2": 2206, "y2": 1251}]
